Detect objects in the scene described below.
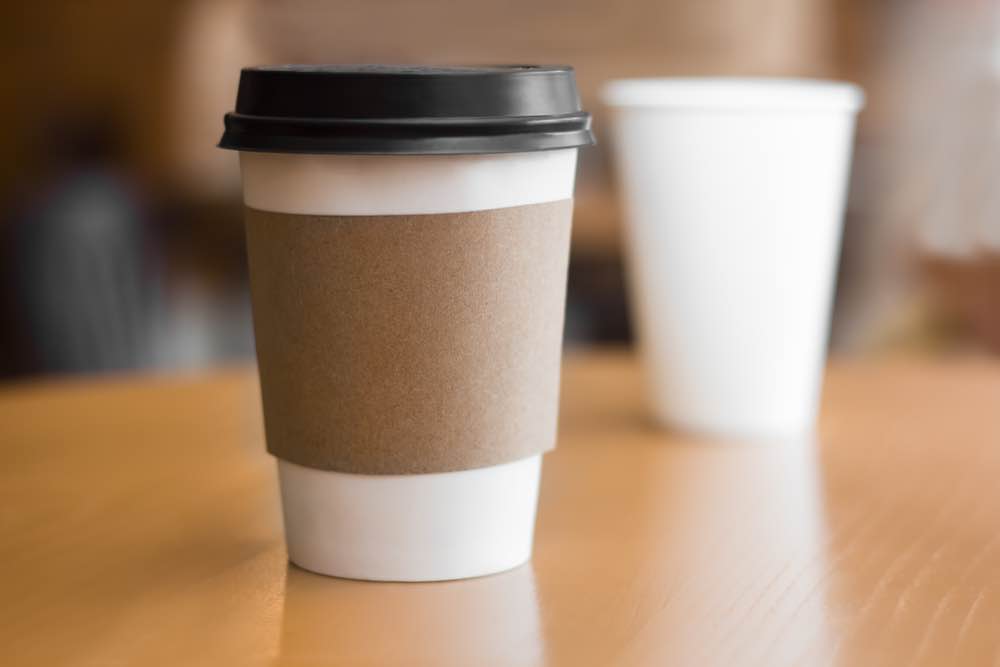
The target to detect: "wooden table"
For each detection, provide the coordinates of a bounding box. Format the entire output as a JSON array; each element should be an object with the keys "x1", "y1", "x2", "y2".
[{"x1": 3, "y1": 350, "x2": 1000, "y2": 666}]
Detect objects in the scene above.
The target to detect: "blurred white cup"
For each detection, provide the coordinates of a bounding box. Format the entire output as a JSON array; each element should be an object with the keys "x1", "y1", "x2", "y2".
[{"x1": 603, "y1": 78, "x2": 864, "y2": 440}]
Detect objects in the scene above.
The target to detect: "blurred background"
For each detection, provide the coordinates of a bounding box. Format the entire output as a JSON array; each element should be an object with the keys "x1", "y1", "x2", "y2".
[{"x1": 2, "y1": 0, "x2": 999, "y2": 380}]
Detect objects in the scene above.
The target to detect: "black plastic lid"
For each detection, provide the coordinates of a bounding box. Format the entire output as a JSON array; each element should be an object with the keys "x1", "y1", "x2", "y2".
[{"x1": 219, "y1": 65, "x2": 594, "y2": 155}]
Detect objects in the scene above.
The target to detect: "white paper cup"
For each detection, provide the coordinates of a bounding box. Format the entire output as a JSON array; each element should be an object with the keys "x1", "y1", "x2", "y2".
[
  {"x1": 603, "y1": 78, "x2": 864, "y2": 440},
  {"x1": 240, "y1": 149, "x2": 577, "y2": 581},
  {"x1": 223, "y1": 66, "x2": 592, "y2": 581}
]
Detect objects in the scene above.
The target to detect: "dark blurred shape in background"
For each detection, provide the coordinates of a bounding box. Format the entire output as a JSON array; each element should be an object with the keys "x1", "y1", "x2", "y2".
[
  {"x1": 6, "y1": 112, "x2": 158, "y2": 374},
  {"x1": 1, "y1": 0, "x2": 998, "y2": 380}
]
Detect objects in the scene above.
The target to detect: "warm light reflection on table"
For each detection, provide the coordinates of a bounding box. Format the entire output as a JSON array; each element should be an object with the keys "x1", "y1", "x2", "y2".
[{"x1": 2, "y1": 351, "x2": 1000, "y2": 665}]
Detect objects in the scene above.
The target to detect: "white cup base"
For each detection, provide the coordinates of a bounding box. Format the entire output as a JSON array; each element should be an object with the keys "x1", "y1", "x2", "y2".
[
  {"x1": 277, "y1": 456, "x2": 542, "y2": 582},
  {"x1": 651, "y1": 408, "x2": 815, "y2": 444}
]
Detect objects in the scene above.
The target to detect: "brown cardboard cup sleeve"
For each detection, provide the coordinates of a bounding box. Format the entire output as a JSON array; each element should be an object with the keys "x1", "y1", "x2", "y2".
[{"x1": 245, "y1": 200, "x2": 573, "y2": 475}]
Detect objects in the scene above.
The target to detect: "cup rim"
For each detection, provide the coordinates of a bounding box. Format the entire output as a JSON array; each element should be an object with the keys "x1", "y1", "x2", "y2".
[{"x1": 600, "y1": 77, "x2": 865, "y2": 112}]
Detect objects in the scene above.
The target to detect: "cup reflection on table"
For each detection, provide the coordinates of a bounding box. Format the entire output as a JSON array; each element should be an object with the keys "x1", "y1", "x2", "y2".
[
  {"x1": 277, "y1": 562, "x2": 544, "y2": 666},
  {"x1": 614, "y1": 437, "x2": 835, "y2": 665}
]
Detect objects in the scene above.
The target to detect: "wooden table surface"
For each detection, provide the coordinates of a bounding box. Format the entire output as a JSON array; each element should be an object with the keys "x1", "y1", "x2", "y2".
[{"x1": 3, "y1": 350, "x2": 1000, "y2": 666}]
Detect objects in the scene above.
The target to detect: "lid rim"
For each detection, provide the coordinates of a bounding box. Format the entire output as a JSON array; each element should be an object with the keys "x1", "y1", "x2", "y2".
[
  {"x1": 226, "y1": 110, "x2": 590, "y2": 124},
  {"x1": 219, "y1": 128, "x2": 595, "y2": 155}
]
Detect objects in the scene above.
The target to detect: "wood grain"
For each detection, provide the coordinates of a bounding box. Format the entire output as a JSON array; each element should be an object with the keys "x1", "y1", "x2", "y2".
[{"x1": 1, "y1": 350, "x2": 1000, "y2": 665}]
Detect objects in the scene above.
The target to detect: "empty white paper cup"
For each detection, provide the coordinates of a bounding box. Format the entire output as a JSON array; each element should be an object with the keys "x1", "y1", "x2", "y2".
[
  {"x1": 603, "y1": 78, "x2": 864, "y2": 440},
  {"x1": 241, "y1": 148, "x2": 577, "y2": 581}
]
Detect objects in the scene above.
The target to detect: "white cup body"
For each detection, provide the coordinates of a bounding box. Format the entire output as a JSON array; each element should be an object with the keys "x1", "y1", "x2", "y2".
[
  {"x1": 240, "y1": 148, "x2": 578, "y2": 581},
  {"x1": 603, "y1": 79, "x2": 863, "y2": 440}
]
